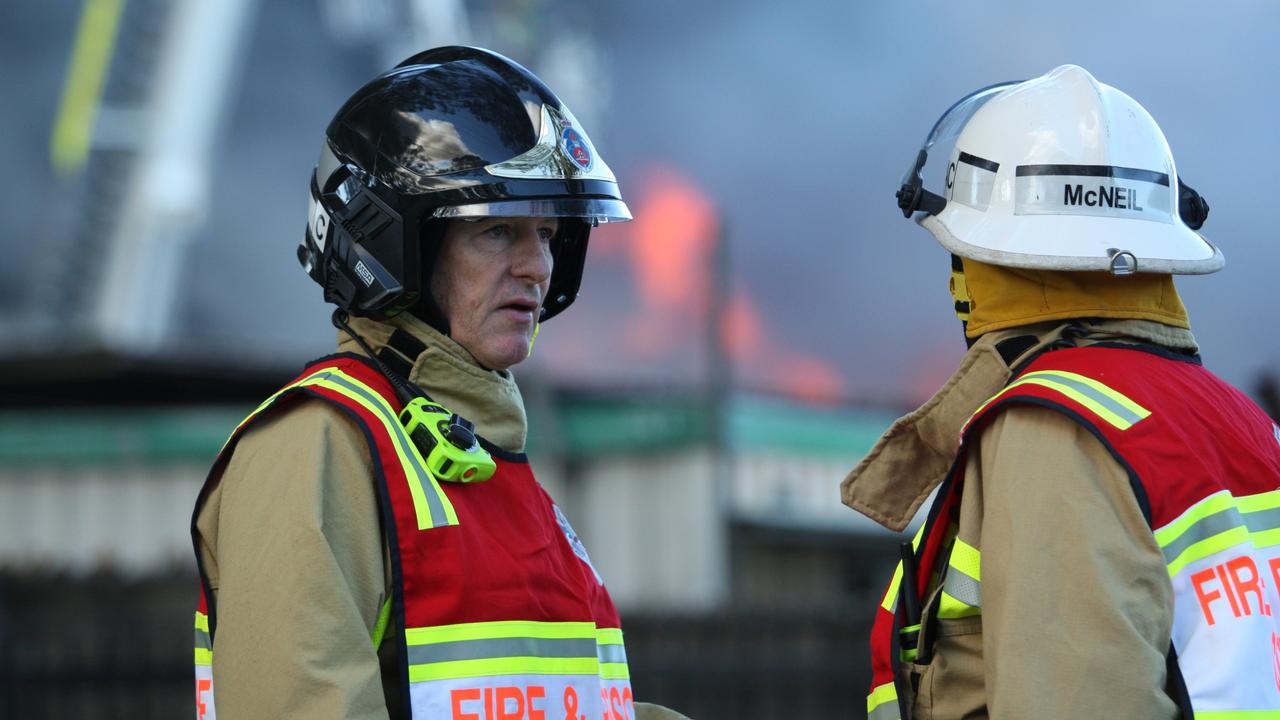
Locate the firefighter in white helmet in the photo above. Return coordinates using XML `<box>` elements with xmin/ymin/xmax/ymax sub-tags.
<box><xmin>845</xmin><ymin>65</ymin><xmax>1280</xmax><ymax>719</ymax></box>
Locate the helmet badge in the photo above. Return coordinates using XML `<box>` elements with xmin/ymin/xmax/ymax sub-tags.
<box><xmin>560</xmin><ymin>126</ymin><xmax>593</xmax><ymax>171</ymax></box>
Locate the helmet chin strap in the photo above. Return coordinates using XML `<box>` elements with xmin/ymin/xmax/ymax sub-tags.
<box><xmin>527</xmin><ymin>323</ymin><xmax>541</xmax><ymax>357</ymax></box>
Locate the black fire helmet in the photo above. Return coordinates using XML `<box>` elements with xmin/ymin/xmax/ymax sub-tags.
<box><xmin>297</xmin><ymin>46</ymin><xmax>631</xmax><ymax>329</ymax></box>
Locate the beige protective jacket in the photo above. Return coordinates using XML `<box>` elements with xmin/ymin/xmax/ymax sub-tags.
<box><xmin>194</xmin><ymin>312</ymin><xmax>686</xmax><ymax>720</ymax></box>
<box><xmin>843</xmin><ymin>319</ymin><xmax>1198</xmax><ymax>720</ymax></box>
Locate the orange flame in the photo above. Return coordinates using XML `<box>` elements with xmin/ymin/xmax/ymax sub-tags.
<box><xmin>628</xmin><ymin>166</ymin><xmax>719</xmax><ymax>313</ymax></box>
<box><xmin>567</xmin><ymin>162</ymin><xmax>851</xmax><ymax>404</ymax></box>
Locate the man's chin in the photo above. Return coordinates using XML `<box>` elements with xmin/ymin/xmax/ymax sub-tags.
<box><xmin>473</xmin><ymin>334</ymin><xmax>533</xmax><ymax>371</ymax></box>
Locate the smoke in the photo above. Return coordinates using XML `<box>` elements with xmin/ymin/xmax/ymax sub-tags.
<box><xmin>561</xmin><ymin>163</ymin><xmax>848</xmax><ymax>404</ymax></box>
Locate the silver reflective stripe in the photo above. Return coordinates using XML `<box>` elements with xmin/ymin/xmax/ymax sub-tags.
<box><xmin>1160</xmin><ymin>506</ymin><xmax>1246</xmax><ymax>565</ymax></box>
<box><xmin>1243</xmin><ymin>506</ymin><xmax>1280</xmax><ymax>534</ymax></box>
<box><xmin>867</xmin><ymin>699</ymin><xmax>902</xmax><ymax>720</ymax></box>
<box><xmin>1014</xmin><ymin>172</ymin><xmax>1172</xmax><ymax>222</ymax></box>
<box><xmin>943</xmin><ymin>566</ymin><xmax>982</xmax><ymax>609</ymax></box>
<box><xmin>597</xmin><ymin>643</ymin><xmax>627</xmax><ymax>665</ymax></box>
<box><xmin>194</xmin><ymin>627</ymin><xmax>211</xmax><ymax>651</ymax></box>
<box><xmin>323</xmin><ymin>372</ymin><xmax>451</xmax><ymax>528</ymax></box>
<box><xmin>1029</xmin><ymin>373</ymin><xmax>1146</xmax><ymax>427</ymax></box>
<box><xmin>405</xmin><ymin>636</ymin><xmax>597</xmax><ymax>666</ymax></box>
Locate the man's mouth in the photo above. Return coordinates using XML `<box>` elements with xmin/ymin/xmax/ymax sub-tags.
<box><xmin>499</xmin><ymin>298</ymin><xmax>539</xmax><ymax>317</ymax></box>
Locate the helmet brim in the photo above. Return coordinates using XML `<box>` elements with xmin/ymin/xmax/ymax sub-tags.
<box><xmin>922</xmin><ymin>207</ymin><xmax>1225</xmax><ymax>275</ymax></box>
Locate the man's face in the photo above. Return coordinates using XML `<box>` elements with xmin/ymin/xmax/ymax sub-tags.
<box><xmin>431</xmin><ymin>217</ymin><xmax>557</xmax><ymax>371</ymax></box>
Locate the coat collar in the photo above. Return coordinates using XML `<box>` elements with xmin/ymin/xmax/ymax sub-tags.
<box><xmin>336</xmin><ymin>313</ymin><xmax>529</xmax><ymax>452</ymax></box>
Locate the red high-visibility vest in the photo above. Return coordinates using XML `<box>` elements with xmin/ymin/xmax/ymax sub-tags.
<box><xmin>868</xmin><ymin>345</ymin><xmax>1280</xmax><ymax>719</ymax></box>
<box><xmin>192</xmin><ymin>354</ymin><xmax>632</xmax><ymax>720</ymax></box>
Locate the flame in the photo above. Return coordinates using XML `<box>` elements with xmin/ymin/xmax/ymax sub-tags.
<box><xmin>720</xmin><ymin>288</ymin><xmax>846</xmax><ymax>404</ymax></box>
<box><xmin>628</xmin><ymin>166</ymin><xmax>719</xmax><ymax>312</ymax></box>
<box><xmin>563</xmin><ymin>162</ymin><xmax>852</xmax><ymax>404</ymax></box>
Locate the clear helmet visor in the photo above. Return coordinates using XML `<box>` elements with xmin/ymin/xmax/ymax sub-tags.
<box><xmin>901</xmin><ymin>81</ymin><xmax>1023</xmax><ymax>192</ymax></box>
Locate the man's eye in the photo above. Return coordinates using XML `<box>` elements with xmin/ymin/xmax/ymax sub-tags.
<box><xmin>482</xmin><ymin>224</ymin><xmax>511</xmax><ymax>239</ymax></box>
<box><xmin>537</xmin><ymin>227</ymin><xmax>557</xmax><ymax>242</ymax></box>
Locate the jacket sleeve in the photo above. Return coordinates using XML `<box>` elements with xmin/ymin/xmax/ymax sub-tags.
<box><xmin>971</xmin><ymin>406</ymin><xmax>1178</xmax><ymax>720</ymax></box>
<box><xmin>203</xmin><ymin>400</ymin><xmax>391</xmax><ymax>720</ymax></box>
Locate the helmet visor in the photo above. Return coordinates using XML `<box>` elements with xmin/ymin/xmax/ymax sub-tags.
<box><xmin>432</xmin><ymin>198</ymin><xmax>632</xmax><ymax>224</ymax></box>
<box><xmin>902</xmin><ymin>81</ymin><xmax>1023</xmax><ymax>191</ymax></box>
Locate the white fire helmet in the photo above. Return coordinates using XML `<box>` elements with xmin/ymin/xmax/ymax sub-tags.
<box><xmin>896</xmin><ymin>65</ymin><xmax>1222</xmax><ymax>275</ymax></box>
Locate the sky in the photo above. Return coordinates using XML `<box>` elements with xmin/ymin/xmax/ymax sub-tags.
<box><xmin>3</xmin><ymin>0</ymin><xmax>1278</xmax><ymax>410</ymax></box>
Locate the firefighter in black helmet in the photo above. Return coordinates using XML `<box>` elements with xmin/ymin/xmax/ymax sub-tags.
<box><xmin>192</xmin><ymin>47</ymin><xmax>689</xmax><ymax>720</ymax></box>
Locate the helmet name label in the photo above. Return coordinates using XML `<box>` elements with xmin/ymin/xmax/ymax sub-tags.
<box><xmin>1064</xmin><ymin>183</ymin><xmax>1143</xmax><ymax>211</ymax></box>
<box><xmin>1013</xmin><ymin>168</ymin><xmax>1173</xmax><ymax>222</ymax></box>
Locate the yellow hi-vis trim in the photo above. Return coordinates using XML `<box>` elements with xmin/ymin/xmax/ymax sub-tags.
<box><xmin>222</xmin><ymin>365</ymin><xmax>458</xmax><ymax>530</ymax></box>
<box><xmin>407</xmin><ymin>620</ymin><xmax>599</xmax><ymax>645</ymax></box>
<box><xmin>1240</xmin><ymin>490</ymin><xmax>1280</xmax><ymax>549</ymax></box>
<box><xmin>969</xmin><ymin>369</ymin><xmax>1151</xmax><ymax>432</ymax></box>
<box><xmin>405</xmin><ymin>620</ymin><xmax>605</xmax><ymax>683</ymax></box>
<box><xmin>371</xmin><ymin>598</ymin><xmax>392</xmax><ymax>649</ymax></box>
<box><xmin>194</xmin><ymin>611</ymin><xmax>213</xmax><ymax>666</ymax></box>
<box><xmin>880</xmin><ymin>524</ymin><xmax>927</xmax><ymax>612</ymax></box>
<box><xmin>1195</xmin><ymin>712</ymin><xmax>1280</xmax><ymax>719</ymax></box>
<box><xmin>408</xmin><ymin>657</ymin><xmax>600</xmax><ymax>683</ymax></box>
<box><xmin>1154</xmin><ymin>490</ymin><xmax>1280</xmax><ymax>577</ymax></box>
<box><xmin>595</xmin><ymin>627</ymin><xmax>630</xmax><ymax>680</ymax></box>
<box><xmin>948</xmin><ymin>538</ymin><xmax>981</xmax><ymax>580</ymax></box>
<box><xmin>866</xmin><ymin>680</ymin><xmax>900</xmax><ymax>719</ymax></box>
<box><xmin>310</xmin><ymin>370</ymin><xmax>458</xmax><ymax>528</ymax></box>
<box><xmin>938</xmin><ymin>538</ymin><xmax>982</xmax><ymax>620</ymax></box>
<box><xmin>51</xmin><ymin>0</ymin><xmax>126</xmax><ymax>175</ymax></box>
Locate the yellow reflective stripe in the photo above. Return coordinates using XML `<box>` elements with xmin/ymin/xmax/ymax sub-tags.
<box><xmin>194</xmin><ymin>648</ymin><xmax>212</xmax><ymax>667</ymax></box>
<box><xmin>880</xmin><ymin>524</ymin><xmax>926</xmax><ymax>612</ymax></box>
<box><xmin>314</xmin><ymin>369</ymin><xmax>459</xmax><ymax>529</ymax></box>
<box><xmin>1155</xmin><ymin>491</ymin><xmax>1236</xmax><ymax>548</ymax></box>
<box><xmin>596</xmin><ymin>627</ymin><xmax>624</xmax><ymax>646</ymax></box>
<box><xmin>408</xmin><ymin>656</ymin><xmax>599</xmax><ymax>683</ymax></box>
<box><xmin>1022</xmin><ymin>370</ymin><xmax>1150</xmax><ymax>420</ymax></box>
<box><xmin>221</xmin><ymin>366</ymin><xmax>459</xmax><ymax>530</ymax></box>
<box><xmin>371</xmin><ymin>598</ymin><xmax>392</xmax><ymax>649</ymax></box>
<box><xmin>1158</xmin><ymin>490</ymin><xmax>1280</xmax><ymax>573</ymax></box>
<box><xmin>1239</xmin><ymin>489</ymin><xmax>1280</xmax><ymax>514</ymax></box>
<box><xmin>195</xmin><ymin>611</ymin><xmax>209</xmax><ymax>633</ymax></box>
<box><xmin>866</xmin><ymin>680</ymin><xmax>898</xmax><ymax>715</ymax></box>
<box><xmin>219</xmin><ymin>367</ymin><xmax>336</xmax><ymax>453</ymax></box>
<box><xmin>1167</xmin><ymin>525</ymin><xmax>1251</xmax><ymax>578</ymax></box>
<box><xmin>880</xmin><ymin>561</ymin><xmax>905</xmax><ymax>613</ymax></box>
<box><xmin>1007</xmin><ymin>372</ymin><xmax>1146</xmax><ymax>430</ymax></box>
<box><xmin>948</xmin><ymin>538</ymin><xmax>981</xmax><ymax>581</ymax></box>
<box><xmin>938</xmin><ymin>537</ymin><xmax>982</xmax><ymax>619</ymax></box>
<box><xmin>599</xmin><ymin>663</ymin><xmax>630</xmax><ymax>681</ymax></box>
<box><xmin>937</xmin><ymin>590</ymin><xmax>981</xmax><ymax>619</ymax></box>
<box><xmin>1196</xmin><ymin>713</ymin><xmax>1280</xmax><ymax>719</ymax></box>
<box><xmin>968</xmin><ymin>369</ymin><xmax>1151</xmax><ymax>432</ymax></box>
<box><xmin>1251</xmin><ymin>527</ymin><xmax>1280</xmax><ymax>550</ymax></box>
<box><xmin>406</xmin><ymin>620</ymin><xmax>597</xmax><ymax>646</ymax></box>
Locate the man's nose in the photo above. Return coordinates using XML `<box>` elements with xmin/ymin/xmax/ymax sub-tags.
<box><xmin>512</xmin><ymin>227</ymin><xmax>553</xmax><ymax>284</ymax></box>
